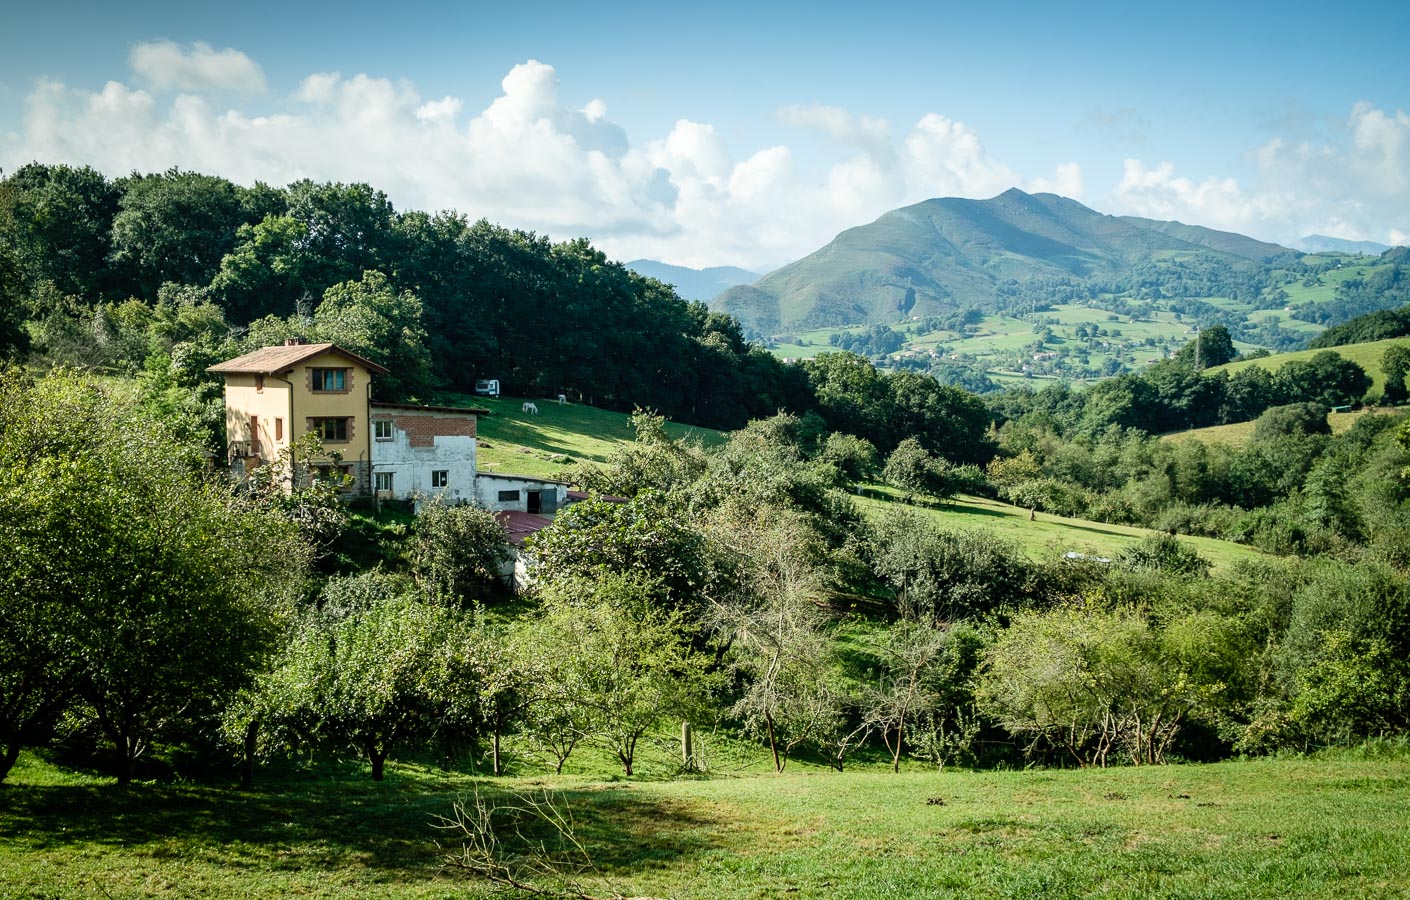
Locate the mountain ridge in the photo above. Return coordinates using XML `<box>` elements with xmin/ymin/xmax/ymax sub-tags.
<box><xmin>1294</xmin><ymin>234</ymin><xmax>1394</xmax><ymax>255</ymax></box>
<box><xmin>711</xmin><ymin>188</ymin><xmax>1296</xmax><ymax>334</ymax></box>
<box><xmin>625</xmin><ymin>259</ymin><xmax>760</xmax><ymax>302</ymax></box>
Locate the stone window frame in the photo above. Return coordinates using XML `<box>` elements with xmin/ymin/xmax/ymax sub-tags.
<box><xmin>307</xmin><ymin>416</ymin><xmax>352</xmax><ymax>444</ymax></box>
<box><xmin>308</xmin><ymin>366</ymin><xmax>354</xmax><ymax>394</ymax></box>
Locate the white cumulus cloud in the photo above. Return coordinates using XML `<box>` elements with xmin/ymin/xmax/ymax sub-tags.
<box><xmin>18</xmin><ymin>51</ymin><xmax>1402</xmax><ymax>268</ymax></box>
<box><xmin>129</xmin><ymin>40</ymin><xmax>266</xmax><ymax>94</ymax></box>
<box><xmin>8</xmin><ymin>54</ymin><xmax>1064</xmax><ymax>268</ymax></box>
<box><xmin>1110</xmin><ymin>102</ymin><xmax>1410</xmax><ymax>246</ymax></box>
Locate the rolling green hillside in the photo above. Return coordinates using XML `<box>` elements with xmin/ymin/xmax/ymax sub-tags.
<box><xmin>453</xmin><ymin>391</ymin><xmax>1265</xmax><ymax>572</ymax></box>
<box><xmin>714</xmin><ymin>188</ymin><xmax>1291</xmax><ymax>334</ymax></box>
<box><xmin>858</xmin><ymin>487</ymin><xmax>1265</xmax><ymax>572</ymax></box>
<box><xmin>1162</xmin><ymin>409</ymin><xmax>1394</xmax><ymax>447</ymax></box>
<box><xmin>1116</xmin><ymin>215</ymin><xmax>1288</xmax><ymax>259</ymax></box>
<box><xmin>1209</xmin><ymin>336</ymin><xmax>1410</xmax><ymax>395</ymax></box>
<box><xmin>726</xmin><ymin>190</ymin><xmax>1408</xmax><ymax>386</ymax></box>
<box><xmin>431</xmin><ymin>392</ymin><xmax>727</xmax><ymax>480</ymax></box>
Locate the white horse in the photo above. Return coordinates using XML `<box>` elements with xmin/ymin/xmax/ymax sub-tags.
<box><xmin>557</xmin><ymin>393</ymin><xmax>567</xmax><ymax>405</ymax></box>
<box><xmin>522</xmin><ymin>401</ymin><xmax>539</xmax><ymax>415</ymax></box>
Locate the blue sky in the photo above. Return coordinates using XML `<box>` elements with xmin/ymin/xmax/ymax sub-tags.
<box><xmin>2</xmin><ymin>0</ymin><xmax>1408</xmax><ymax>268</ymax></box>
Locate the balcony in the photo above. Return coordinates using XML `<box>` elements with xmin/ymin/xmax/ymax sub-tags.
<box><xmin>228</xmin><ymin>440</ymin><xmax>263</xmax><ymax>459</ymax></box>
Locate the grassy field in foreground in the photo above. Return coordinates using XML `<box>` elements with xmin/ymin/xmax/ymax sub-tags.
<box><xmin>4</xmin><ymin>750</ymin><xmax>1409</xmax><ymax>899</ymax></box>
<box><xmin>857</xmin><ymin>487</ymin><xmax>1267</xmax><ymax>572</ymax></box>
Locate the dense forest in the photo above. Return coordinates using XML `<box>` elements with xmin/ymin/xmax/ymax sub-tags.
<box><xmin>0</xmin><ymin>162</ymin><xmax>812</xmax><ymax>429</ymax></box>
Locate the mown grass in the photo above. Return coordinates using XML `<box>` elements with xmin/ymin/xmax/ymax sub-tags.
<box><xmin>1209</xmin><ymin>336</ymin><xmax>1410</xmax><ymax>395</ymax></box>
<box><xmin>430</xmin><ymin>393</ymin><xmax>1267</xmax><ymax>573</ymax></box>
<box><xmin>856</xmin><ymin>487</ymin><xmax>1267</xmax><ymax>572</ymax></box>
<box><xmin>5</xmin><ymin>749</ymin><xmax>1410</xmax><ymax>899</ymax></box>
<box><xmin>429</xmin><ymin>392</ymin><xmax>727</xmax><ymax>480</ymax></box>
<box><xmin>1162</xmin><ymin>409</ymin><xmax>1400</xmax><ymax>448</ymax></box>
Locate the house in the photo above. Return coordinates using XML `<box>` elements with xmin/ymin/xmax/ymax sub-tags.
<box><xmin>211</xmin><ymin>340</ymin><xmax>575</xmax><ymax>512</ymax></box>
<box><xmin>206</xmin><ymin>339</ymin><xmax>388</xmax><ymax>494</ymax></box>
<box><xmin>369</xmin><ymin>402</ymin><xmax>487</xmax><ymax>505</ymax></box>
<box><xmin>211</xmin><ymin>341</ymin><xmax>588</xmax><ymax>588</ymax></box>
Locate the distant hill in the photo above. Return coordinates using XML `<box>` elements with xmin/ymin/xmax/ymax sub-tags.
<box><xmin>1310</xmin><ymin>303</ymin><xmax>1410</xmax><ymax>349</ymax></box>
<box><xmin>712</xmin><ymin>188</ymin><xmax>1295</xmax><ymax>334</ymax></box>
<box><xmin>1164</xmin><ymin>409</ymin><xmax>1390</xmax><ymax>448</ymax></box>
<box><xmin>1295</xmin><ymin>234</ymin><xmax>1393</xmax><ymax>255</ymax></box>
<box><xmin>625</xmin><ymin>260</ymin><xmax>760</xmax><ymax>302</ymax></box>
<box><xmin>1209</xmin><ymin>336</ymin><xmax>1410</xmax><ymax>396</ymax></box>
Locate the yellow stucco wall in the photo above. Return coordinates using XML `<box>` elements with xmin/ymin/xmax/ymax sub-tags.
<box><xmin>221</xmin><ymin>348</ymin><xmax>377</xmax><ymax>491</ymax></box>
<box><xmin>224</xmin><ymin>375</ymin><xmax>294</xmax><ymax>464</ymax></box>
<box><xmin>288</xmin><ymin>353</ymin><xmax>374</xmax><ymax>470</ymax></box>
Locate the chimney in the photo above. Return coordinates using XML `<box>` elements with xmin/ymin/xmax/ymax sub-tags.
<box><xmin>285</xmin><ymin>337</ymin><xmax>306</xmax><ymax>346</ymax></box>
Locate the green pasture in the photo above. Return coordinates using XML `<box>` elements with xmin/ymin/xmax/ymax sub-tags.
<box><xmin>1210</xmin><ymin>336</ymin><xmax>1410</xmax><ymax>395</ymax></box>
<box><xmin>1162</xmin><ymin>409</ymin><xmax>1396</xmax><ymax>447</ymax></box>
<box><xmin>4</xmin><ymin>748</ymin><xmax>1409</xmax><ymax>899</ymax></box>
<box><xmin>1276</xmin><ymin>262</ymin><xmax>1383</xmax><ymax>306</ymax></box>
<box><xmin>857</xmin><ymin>487</ymin><xmax>1266</xmax><ymax>572</ymax></box>
<box><xmin>431</xmin><ymin>392</ymin><xmax>726</xmax><ymax>480</ymax></box>
<box><xmin>769</xmin><ymin>324</ymin><xmax>868</xmax><ymax>359</ymax></box>
<box><xmin>986</xmin><ymin>370</ymin><xmax>1086</xmax><ymax>388</ymax></box>
<box><xmin>1243</xmin><ymin>308</ymin><xmax>1325</xmax><ymax>334</ymax></box>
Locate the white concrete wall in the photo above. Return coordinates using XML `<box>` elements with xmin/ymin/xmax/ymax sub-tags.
<box><xmin>370</xmin><ymin>429</ymin><xmax>477</xmax><ymax>505</ymax></box>
<box><xmin>496</xmin><ymin>551</ymin><xmax>535</xmax><ymax>592</ymax></box>
<box><xmin>475</xmin><ymin>474</ymin><xmax>568</xmax><ymax>512</ymax></box>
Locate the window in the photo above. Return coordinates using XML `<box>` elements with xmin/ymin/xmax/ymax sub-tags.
<box><xmin>309</xmin><ymin>417</ymin><xmax>349</xmax><ymax>442</ymax></box>
<box><xmin>315</xmin><ymin>465</ymin><xmax>353</xmax><ymax>487</ymax></box>
<box><xmin>374</xmin><ymin>419</ymin><xmax>393</xmax><ymax>440</ymax></box>
<box><xmin>274</xmin><ymin>417</ymin><xmax>283</xmax><ymax>441</ymax></box>
<box><xmin>311</xmin><ymin>368</ymin><xmax>349</xmax><ymax>392</ymax></box>
<box><xmin>497</xmin><ymin>489</ymin><xmax>520</xmax><ymax>502</ymax></box>
<box><xmin>255</xmin><ymin>375</ymin><xmax>265</xmax><ymax>392</ymax></box>
<box><xmin>431</xmin><ymin>470</ymin><xmax>449</xmax><ymax>488</ymax></box>
<box><xmin>374</xmin><ymin>472</ymin><xmax>393</xmax><ymax>492</ymax></box>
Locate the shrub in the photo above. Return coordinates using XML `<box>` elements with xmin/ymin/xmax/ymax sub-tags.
<box><xmin>1117</xmin><ymin>534</ymin><xmax>1212</xmax><ymax>578</ymax></box>
<box><xmin>1252</xmin><ymin>402</ymin><xmax>1331</xmax><ymax>442</ymax></box>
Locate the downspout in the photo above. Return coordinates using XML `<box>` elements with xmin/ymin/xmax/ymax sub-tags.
<box><xmin>270</xmin><ymin>370</ymin><xmax>296</xmax><ymax>487</ymax></box>
<box><xmin>364</xmin><ymin>376</ymin><xmax>373</xmax><ymax>495</ymax></box>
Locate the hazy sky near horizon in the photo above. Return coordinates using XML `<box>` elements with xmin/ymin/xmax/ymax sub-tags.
<box><xmin>2</xmin><ymin>0</ymin><xmax>1408</xmax><ymax>269</ymax></box>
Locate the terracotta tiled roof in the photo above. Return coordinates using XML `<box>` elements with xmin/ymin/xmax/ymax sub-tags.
<box><xmin>206</xmin><ymin>342</ymin><xmax>390</xmax><ymax>375</ymax></box>
<box><xmin>495</xmin><ymin>510</ymin><xmax>554</xmax><ymax>546</ymax></box>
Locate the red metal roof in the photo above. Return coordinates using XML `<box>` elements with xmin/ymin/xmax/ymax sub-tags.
<box><xmin>495</xmin><ymin>510</ymin><xmax>554</xmax><ymax>545</ymax></box>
